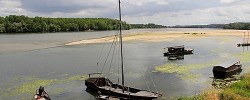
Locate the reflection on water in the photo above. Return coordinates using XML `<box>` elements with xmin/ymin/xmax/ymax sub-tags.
<box><xmin>167</xmin><ymin>54</ymin><xmax>184</xmax><ymax>60</ymax></box>
<box><xmin>0</xmin><ymin>29</ymin><xmax>250</xmax><ymax>100</ymax></box>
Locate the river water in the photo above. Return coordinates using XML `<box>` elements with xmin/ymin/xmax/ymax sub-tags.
<box><xmin>0</xmin><ymin>28</ymin><xmax>249</xmax><ymax>100</ymax></box>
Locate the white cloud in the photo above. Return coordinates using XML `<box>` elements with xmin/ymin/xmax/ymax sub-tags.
<box><xmin>124</xmin><ymin>2</ymin><xmax>250</xmax><ymax>25</ymax></box>
<box><xmin>0</xmin><ymin>0</ymin><xmax>250</xmax><ymax>26</ymax></box>
<box><xmin>126</xmin><ymin>0</ymin><xmax>168</xmax><ymax>6</ymax></box>
<box><xmin>220</xmin><ymin>0</ymin><xmax>242</xmax><ymax>4</ymax></box>
<box><xmin>0</xmin><ymin>0</ymin><xmax>27</xmax><ymax>16</ymax></box>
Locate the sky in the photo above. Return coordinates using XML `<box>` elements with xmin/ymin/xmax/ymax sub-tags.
<box><xmin>0</xmin><ymin>0</ymin><xmax>250</xmax><ymax>26</ymax></box>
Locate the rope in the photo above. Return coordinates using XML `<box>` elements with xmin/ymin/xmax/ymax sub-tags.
<box><xmin>149</xmin><ymin>72</ymin><xmax>159</xmax><ymax>93</ymax></box>
<box><xmin>100</xmin><ymin>35</ymin><xmax>118</xmax><ymax>74</ymax></box>
<box><xmin>108</xmin><ymin>35</ymin><xmax>118</xmax><ymax>78</ymax></box>
<box><xmin>142</xmin><ymin>71</ymin><xmax>151</xmax><ymax>91</ymax></box>
<box><xmin>96</xmin><ymin>38</ymin><xmax>108</xmax><ymax>73</ymax></box>
<box><xmin>141</xmin><ymin>67</ymin><xmax>159</xmax><ymax>93</ymax></box>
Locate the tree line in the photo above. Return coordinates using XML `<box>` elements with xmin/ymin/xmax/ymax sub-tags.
<box><xmin>169</xmin><ymin>22</ymin><xmax>250</xmax><ymax>30</ymax></box>
<box><xmin>0</xmin><ymin>15</ymin><xmax>131</xmax><ymax>33</ymax></box>
<box><xmin>130</xmin><ymin>23</ymin><xmax>167</xmax><ymax>29</ymax></box>
<box><xmin>223</xmin><ymin>22</ymin><xmax>250</xmax><ymax>30</ymax></box>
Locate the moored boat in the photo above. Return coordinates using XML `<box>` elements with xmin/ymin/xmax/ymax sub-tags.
<box><xmin>163</xmin><ymin>45</ymin><xmax>193</xmax><ymax>57</ymax></box>
<box><xmin>85</xmin><ymin>0</ymin><xmax>162</xmax><ymax>99</ymax></box>
<box><xmin>213</xmin><ymin>59</ymin><xmax>242</xmax><ymax>79</ymax></box>
<box><xmin>85</xmin><ymin>76</ymin><xmax>161</xmax><ymax>100</ymax></box>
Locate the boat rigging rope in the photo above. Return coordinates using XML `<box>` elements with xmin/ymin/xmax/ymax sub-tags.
<box><xmin>149</xmin><ymin>73</ymin><xmax>159</xmax><ymax>93</ymax></box>
<box><xmin>96</xmin><ymin>38</ymin><xmax>108</xmax><ymax>73</ymax></box>
<box><xmin>107</xmin><ymin>35</ymin><xmax>118</xmax><ymax>78</ymax></box>
<box><xmin>141</xmin><ymin>68</ymin><xmax>159</xmax><ymax>93</ymax></box>
<box><xmin>142</xmin><ymin>71</ymin><xmax>151</xmax><ymax>91</ymax></box>
<box><xmin>100</xmin><ymin>35</ymin><xmax>118</xmax><ymax>74</ymax></box>
<box><xmin>96</xmin><ymin>0</ymin><xmax>118</xmax><ymax>73</ymax></box>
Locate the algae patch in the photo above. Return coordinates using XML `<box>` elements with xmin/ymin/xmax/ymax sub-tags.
<box><xmin>232</xmin><ymin>52</ymin><xmax>250</xmax><ymax>63</ymax></box>
<box><xmin>154</xmin><ymin>61</ymin><xmax>219</xmax><ymax>82</ymax></box>
<box><xmin>3</xmin><ymin>79</ymin><xmax>56</xmax><ymax>99</ymax></box>
<box><xmin>67</xmin><ymin>75</ymin><xmax>88</xmax><ymax>81</ymax></box>
<box><xmin>1</xmin><ymin>74</ymin><xmax>88</xmax><ymax>100</ymax></box>
<box><xmin>217</xmin><ymin>37</ymin><xmax>234</xmax><ymax>44</ymax></box>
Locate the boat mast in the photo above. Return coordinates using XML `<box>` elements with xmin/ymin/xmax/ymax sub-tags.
<box><xmin>248</xmin><ymin>31</ymin><xmax>249</xmax><ymax>44</ymax></box>
<box><xmin>243</xmin><ymin>32</ymin><xmax>245</xmax><ymax>44</ymax></box>
<box><xmin>118</xmin><ymin>0</ymin><xmax>125</xmax><ymax>92</ymax></box>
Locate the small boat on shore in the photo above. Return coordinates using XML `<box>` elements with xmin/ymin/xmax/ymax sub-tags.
<box><xmin>213</xmin><ymin>59</ymin><xmax>242</xmax><ymax>79</ymax></box>
<box><xmin>163</xmin><ymin>45</ymin><xmax>193</xmax><ymax>56</ymax></box>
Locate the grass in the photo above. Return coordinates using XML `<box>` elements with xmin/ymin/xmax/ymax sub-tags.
<box><xmin>220</xmin><ymin>74</ymin><xmax>250</xmax><ymax>100</ymax></box>
<box><xmin>175</xmin><ymin>73</ymin><xmax>250</xmax><ymax>100</ymax></box>
<box><xmin>177</xmin><ymin>89</ymin><xmax>219</xmax><ymax>100</ymax></box>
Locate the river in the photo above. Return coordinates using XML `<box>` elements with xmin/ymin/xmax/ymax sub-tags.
<box><xmin>0</xmin><ymin>28</ymin><xmax>249</xmax><ymax>100</ymax></box>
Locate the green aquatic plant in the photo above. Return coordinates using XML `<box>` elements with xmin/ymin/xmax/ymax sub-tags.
<box><xmin>232</xmin><ymin>52</ymin><xmax>250</xmax><ymax>63</ymax></box>
<box><xmin>67</xmin><ymin>75</ymin><xmax>88</xmax><ymax>81</ymax></box>
<box><xmin>4</xmin><ymin>79</ymin><xmax>56</xmax><ymax>98</ymax></box>
<box><xmin>155</xmin><ymin>61</ymin><xmax>220</xmax><ymax>82</ymax></box>
<box><xmin>2</xmin><ymin>74</ymin><xmax>89</xmax><ymax>100</ymax></box>
<box><xmin>217</xmin><ymin>37</ymin><xmax>234</xmax><ymax>44</ymax></box>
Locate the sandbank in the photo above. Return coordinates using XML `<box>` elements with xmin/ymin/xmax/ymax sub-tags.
<box><xmin>65</xmin><ymin>29</ymin><xmax>246</xmax><ymax>46</ymax></box>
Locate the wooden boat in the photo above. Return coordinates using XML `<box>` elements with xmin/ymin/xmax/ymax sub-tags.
<box><xmin>163</xmin><ymin>45</ymin><xmax>193</xmax><ymax>56</ymax></box>
<box><xmin>213</xmin><ymin>59</ymin><xmax>242</xmax><ymax>79</ymax></box>
<box><xmin>237</xmin><ymin>43</ymin><xmax>250</xmax><ymax>47</ymax></box>
<box><xmin>237</xmin><ymin>32</ymin><xmax>250</xmax><ymax>47</ymax></box>
<box><xmin>85</xmin><ymin>0</ymin><xmax>162</xmax><ymax>99</ymax></box>
<box><xmin>85</xmin><ymin>76</ymin><xmax>161</xmax><ymax>99</ymax></box>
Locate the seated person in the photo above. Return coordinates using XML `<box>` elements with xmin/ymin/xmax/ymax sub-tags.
<box><xmin>34</xmin><ymin>86</ymin><xmax>51</xmax><ymax>100</ymax></box>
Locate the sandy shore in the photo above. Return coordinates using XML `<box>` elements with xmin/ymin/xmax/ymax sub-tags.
<box><xmin>65</xmin><ymin>29</ymin><xmax>247</xmax><ymax>46</ymax></box>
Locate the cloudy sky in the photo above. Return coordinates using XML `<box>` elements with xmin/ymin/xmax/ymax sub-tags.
<box><xmin>0</xmin><ymin>0</ymin><xmax>250</xmax><ymax>26</ymax></box>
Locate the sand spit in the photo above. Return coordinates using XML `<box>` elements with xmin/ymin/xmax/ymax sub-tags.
<box><xmin>65</xmin><ymin>29</ymin><xmax>246</xmax><ymax>46</ymax></box>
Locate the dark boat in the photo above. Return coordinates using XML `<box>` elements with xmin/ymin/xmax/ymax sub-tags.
<box><xmin>184</xmin><ymin>48</ymin><xmax>194</xmax><ymax>54</ymax></box>
<box><xmin>237</xmin><ymin>32</ymin><xmax>250</xmax><ymax>47</ymax></box>
<box><xmin>213</xmin><ymin>59</ymin><xmax>242</xmax><ymax>79</ymax></box>
<box><xmin>85</xmin><ymin>0</ymin><xmax>162</xmax><ymax>99</ymax></box>
<box><xmin>163</xmin><ymin>45</ymin><xmax>193</xmax><ymax>56</ymax></box>
<box><xmin>237</xmin><ymin>43</ymin><xmax>250</xmax><ymax>47</ymax></box>
<box><xmin>85</xmin><ymin>76</ymin><xmax>161</xmax><ymax>100</ymax></box>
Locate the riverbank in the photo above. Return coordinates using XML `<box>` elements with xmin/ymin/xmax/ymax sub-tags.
<box><xmin>176</xmin><ymin>73</ymin><xmax>250</xmax><ymax>100</ymax></box>
<box><xmin>65</xmin><ymin>29</ymin><xmax>246</xmax><ymax>46</ymax></box>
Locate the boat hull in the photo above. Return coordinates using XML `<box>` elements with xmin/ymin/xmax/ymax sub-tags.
<box><xmin>213</xmin><ymin>66</ymin><xmax>242</xmax><ymax>79</ymax></box>
<box><xmin>237</xmin><ymin>43</ymin><xmax>250</xmax><ymax>47</ymax></box>
<box><xmin>163</xmin><ymin>50</ymin><xmax>193</xmax><ymax>56</ymax></box>
<box><xmin>85</xmin><ymin>78</ymin><xmax>160</xmax><ymax>100</ymax></box>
